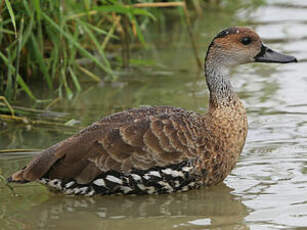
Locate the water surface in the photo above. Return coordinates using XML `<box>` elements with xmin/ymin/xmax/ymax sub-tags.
<box><xmin>1</xmin><ymin>1</ymin><xmax>307</xmax><ymax>229</ymax></box>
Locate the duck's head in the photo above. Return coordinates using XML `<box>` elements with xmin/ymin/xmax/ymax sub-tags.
<box><xmin>205</xmin><ymin>27</ymin><xmax>297</xmax><ymax>69</ymax></box>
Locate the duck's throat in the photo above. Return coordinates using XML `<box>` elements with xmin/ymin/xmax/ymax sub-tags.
<box><xmin>205</xmin><ymin>63</ymin><xmax>236</xmax><ymax>108</ymax></box>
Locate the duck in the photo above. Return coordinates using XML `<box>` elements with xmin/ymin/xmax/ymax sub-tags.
<box><xmin>8</xmin><ymin>27</ymin><xmax>297</xmax><ymax>196</ymax></box>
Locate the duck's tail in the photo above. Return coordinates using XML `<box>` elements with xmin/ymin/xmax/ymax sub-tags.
<box><xmin>7</xmin><ymin>142</ymin><xmax>64</xmax><ymax>184</ymax></box>
<box><xmin>7</xmin><ymin>170</ymin><xmax>30</xmax><ymax>183</ymax></box>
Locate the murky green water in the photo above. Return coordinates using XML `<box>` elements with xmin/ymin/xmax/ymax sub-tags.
<box><xmin>1</xmin><ymin>0</ymin><xmax>307</xmax><ymax>229</ymax></box>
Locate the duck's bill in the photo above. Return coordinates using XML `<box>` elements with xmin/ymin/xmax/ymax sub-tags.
<box><xmin>255</xmin><ymin>44</ymin><xmax>297</xmax><ymax>63</ymax></box>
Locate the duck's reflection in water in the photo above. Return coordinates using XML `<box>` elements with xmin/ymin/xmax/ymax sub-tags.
<box><xmin>24</xmin><ymin>183</ymin><xmax>249</xmax><ymax>230</ymax></box>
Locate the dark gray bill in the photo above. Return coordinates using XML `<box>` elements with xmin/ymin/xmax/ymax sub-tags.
<box><xmin>255</xmin><ymin>44</ymin><xmax>297</xmax><ymax>63</ymax></box>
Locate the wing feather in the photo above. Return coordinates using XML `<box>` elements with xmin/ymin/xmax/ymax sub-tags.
<box><xmin>9</xmin><ymin>106</ymin><xmax>205</xmax><ymax>184</ymax></box>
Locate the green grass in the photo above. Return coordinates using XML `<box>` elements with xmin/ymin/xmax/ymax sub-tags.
<box><xmin>0</xmin><ymin>0</ymin><xmax>156</xmax><ymax>101</ymax></box>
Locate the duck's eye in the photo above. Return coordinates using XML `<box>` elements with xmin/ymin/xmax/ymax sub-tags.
<box><xmin>241</xmin><ymin>37</ymin><xmax>252</xmax><ymax>45</ymax></box>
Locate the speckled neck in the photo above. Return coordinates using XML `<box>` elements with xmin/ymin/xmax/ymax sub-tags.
<box><xmin>205</xmin><ymin>54</ymin><xmax>236</xmax><ymax>109</ymax></box>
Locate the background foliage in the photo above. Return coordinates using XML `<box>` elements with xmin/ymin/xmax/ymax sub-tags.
<box><xmin>0</xmin><ymin>0</ymin><xmax>265</xmax><ymax>102</ymax></box>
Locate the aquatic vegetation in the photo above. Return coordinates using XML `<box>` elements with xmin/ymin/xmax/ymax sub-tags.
<box><xmin>0</xmin><ymin>0</ymin><xmax>157</xmax><ymax>101</ymax></box>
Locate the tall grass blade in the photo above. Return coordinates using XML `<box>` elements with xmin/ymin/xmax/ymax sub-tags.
<box><xmin>4</xmin><ymin>0</ymin><xmax>17</xmax><ymax>37</ymax></box>
<box><xmin>102</xmin><ymin>16</ymin><xmax>120</xmax><ymax>49</ymax></box>
<box><xmin>14</xmin><ymin>16</ymin><xmax>25</xmax><ymax>99</ymax></box>
<box><xmin>82</xmin><ymin>21</ymin><xmax>118</xmax><ymax>39</ymax></box>
<box><xmin>0</xmin><ymin>51</ymin><xmax>36</xmax><ymax>100</ymax></box>
<box><xmin>41</xmin><ymin>12</ymin><xmax>115</xmax><ymax>79</ymax></box>
<box><xmin>61</xmin><ymin>69</ymin><xmax>73</xmax><ymax>100</ymax></box>
<box><xmin>94</xmin><ymin>5</ymin><xmax>155</xmax><ymax>19</ymax></box>
<box><xmin>79</xmin><ymin>20</ymin><xmax>111</xmax><ymax>69</ymax></box>
<box><xmin>68</xmin><ymin>67</ymin><xmax>81</xmax><ymax>92</ymax></box>
<box><xmin>129</xmin><ymin>14</ymin><xmax>145</xmax><ymax>45</ymax></box>
<box><xmin>16</xmin><ymin>75</ymin><xmax>36</xmax><ymax>100</ymax></box>
<box><xmin>30</xmin><ymin>34</ymin><xmax>52</xmax><ymax>89</ymax></box>
<box><xmin>33</xmin><ymin>0</ymin><xmax>41</xmax><ymax>21</ymax></box>
<box><xmin>4</xmin><ymin>50</ymin><xmax>13</xmax><ymax>99</ymax></box>
<box><xmin>20</xmin><ymin>0</ymin><xmax>34</xmax><ymax>48</ymax></box>
<box><xmin>78</xmin><ymin>66</ymin><xmax>100</xmax><ymax>82</ymax></box>
<box><xmin>0</xmin><ymin>28</ymin><xmax>15</xmax><ymax>35</ymax></box>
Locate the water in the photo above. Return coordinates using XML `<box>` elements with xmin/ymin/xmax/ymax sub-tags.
<box><xmin>1</xmin><ymin>0</ymin><xmax>307</xmax><ymax>229</ymax></box>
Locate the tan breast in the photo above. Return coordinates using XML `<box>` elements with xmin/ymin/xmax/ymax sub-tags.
<box><xmin>198</xmin><ymin>97</ymin><xmax>248</xmax><ymax>185</ymax></box>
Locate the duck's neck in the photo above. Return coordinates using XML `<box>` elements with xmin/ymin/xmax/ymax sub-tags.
<box><xmin>205</xmin><ymin>59</ymin><xmax>236</xmax><ymax>109</ymax></box>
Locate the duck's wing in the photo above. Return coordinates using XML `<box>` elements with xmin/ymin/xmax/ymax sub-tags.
<box><xmin>9</xmin><ymin>106</ymin><xmax>204</xmax><ymax>184</ymax></box>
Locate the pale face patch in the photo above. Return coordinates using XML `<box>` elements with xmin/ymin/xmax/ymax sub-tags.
<box><xmin>207</xmin><ymin>27</ymin><xmax>263</xmax><ymax>66</ymax></box>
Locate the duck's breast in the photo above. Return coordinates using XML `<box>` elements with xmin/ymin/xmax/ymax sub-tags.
<box><xmin>199</xmin><ymin>98</ymin><xmax>248</xmax><ymax>185</ymax></box>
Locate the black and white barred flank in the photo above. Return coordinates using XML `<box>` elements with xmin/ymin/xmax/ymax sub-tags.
<box><xmin>38</xmin><ymin>161</ymin><xmax>203</xmax><ymax>196</ymax></box>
